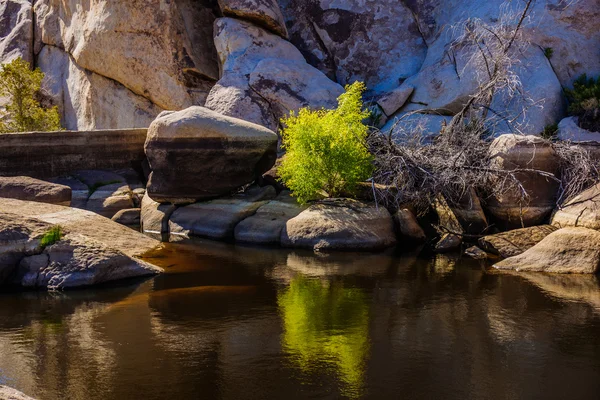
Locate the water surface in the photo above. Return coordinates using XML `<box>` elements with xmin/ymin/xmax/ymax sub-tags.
<box><xmin>1</xmin><ymin>241</ymin><xmax>600</xmax><ymax>399</ymax></box>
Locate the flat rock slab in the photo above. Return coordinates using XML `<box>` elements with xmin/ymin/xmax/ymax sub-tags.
<box><xmin>234</xmin><ymin>191</ymin><xmax>305</xmax><ymax>244</ymax></box>
<box><xmin>0</xmin><ymin>385</ymin><xmax>36</xmax><ymax>400</ymax></box>
<box><xmin>494</xmin><ymin>227</ymin><xmax>600</xmax><ymax>274</ymax></box>
<box><xmin>552</xmin><ymin>182</ymin><xmax>600</xmax><ymax>230</ymax></box>
<box><xmin>0</xmin><ymin>198</ymin><xmax>160</xmax><ymax>258</ymax></box>
<box><xmin>281</xmin><ymin>199</ymin><xmax>397</xmax><ymax>251</ymax></box>
<box><xmin>479</xmin><ymin>225</ymin><xmax>558</xmax><ymax>258</ymax></box>
<box><xmin>0</xmin><ymin>176</ymin><xmax>71</xmax><ymax>206</ymax></box>
<box><xmin>169</xmin><ymin>186</ymin><xmax>276</xmax><ymax>240</ymax></box>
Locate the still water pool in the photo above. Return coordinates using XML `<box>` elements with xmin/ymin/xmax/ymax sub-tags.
<box><xmin>1</xmin><ymin>240</ymin><xmax>600</xmax><ymax>400</ymax></box>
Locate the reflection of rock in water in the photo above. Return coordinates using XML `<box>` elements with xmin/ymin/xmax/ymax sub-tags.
<box><xmin>517</xmin><ymin>273</ymin><xmax>600</xmax><ymax>311</ymax></box>
<box><xmin>283</xmin><ymin>250</ymin><xmax>395</xmax><ymax>278</ymax></box>
<box><xmin>277</xmin><ymin>275</ymin><xmax>370</xmax><ymax>399</ymax></box>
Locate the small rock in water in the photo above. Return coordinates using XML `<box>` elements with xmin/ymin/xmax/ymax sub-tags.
<box><xmin>435</xmin><ymin>233</ymin><xmax>462</xmax><ymax>253</ymax></box>
<box><xmin>464</xmin><ymin>246</ymin><xmax>488</xmax><ymax>260</ymax></box>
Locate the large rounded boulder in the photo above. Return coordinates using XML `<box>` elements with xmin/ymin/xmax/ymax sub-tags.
<box><xmin>485</xmin><ymin>135</ymin><xmax>559</xmax><ymax>228</ymax></box>
<box><xmin>144</xmin><ymin>106</ymin><xmax>278</xmax><ymax>204</ymax></box>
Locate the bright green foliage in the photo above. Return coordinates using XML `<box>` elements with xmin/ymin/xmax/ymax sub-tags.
<box><xmin>277</xmin><ymin>276</ymin><xmax>370</xmax><ymax>399</ymax></box>
<box><xmin>0</xmin><ymin>57</ymin><xmax>62</xmax><ymax>133</ymax></box>
<box><xmin>40</xmin><ymin>225</ymin><xmax>63</xmax><ymax>248</ymax></box>
<box><xmin>279</xmin><ymin>81</ymin><xmax>373</xmax><ymax>204</ymax></box>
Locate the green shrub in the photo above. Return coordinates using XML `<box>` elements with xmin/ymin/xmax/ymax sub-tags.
<box><xmin>40</xmin><ymin>225</ymin><xmax>63</xmax><ymax>248</ymax></box>
<box><xmin>0</xmin><ymin>57</ymin><xmax>62</xmax><ymax>133</ymax></box>
<box><xmin>543</xmin><ymin>47</ymin><xmax>554</xmax><ymax>59</ymax></box>
<box><xmin>541</xmin><ymin>123</ymin><xmax>558</xmax><ymax>140</ymax></box>
<box><xmin>565</xmin><ymin>74</ymin><xmax>600</xmax><ymax>132</ymax></box>
<box><xmin>279</xmin><ymin>81</ymin><xmax>373</xmax><ymax>204</ymax></box>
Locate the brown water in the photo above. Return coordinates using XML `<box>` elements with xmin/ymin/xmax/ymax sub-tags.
<box><xmin>1</xmin><ymin>240</ymin><xmax>600</xmax><ymax>400</ymax></box>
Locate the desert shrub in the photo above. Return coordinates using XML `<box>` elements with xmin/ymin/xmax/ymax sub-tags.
<box><xmin>0</xmin><ymin>57</ymin><xmax>62</xmax><ymax>133</ymax></box>
<box><xmin>541</xmin><ymin>123</ymin><xmax>558</xmax><ymax>140</ymax></box>
<box><xmin>279</xmin><ymin>81</ymin><xmax>373</xmax><ymax>204</ymax></box>
<box><xmin>565</xmin><ymin>74</ymin><xmax>600</xmax><ymax>132</ymax></box>
<box><xmin>40</xmin><ymin>225</ymin><xmax>63</xmax><ymax>248</ymax></box>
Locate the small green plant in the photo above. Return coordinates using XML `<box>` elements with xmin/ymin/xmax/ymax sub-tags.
<box><xmin>543</xmin><ymin>47</ymin><xmax>554</xmax><ymax>59</ymax></box>
<box><xmin>40</xmin><ymin>225</ymin><xmax>63</xmax><ymax>248</ymax></box>
<box><xmin>0</xmin><ymin>57</ymin><xmax>62</xmax><ymax>133</ymax></box>
<box><xmin>541</xmin><ymin>123</ymin><xmax>558</xmax><ymax>139</ymax></box>
<box><xmin>279</xmin><ymin>81</ymin><xmax>373</xmax><ymax>204</ymax></box>
<box><xmin>564</xmin><ymin>74</ymin><xmax>600</xmax><ymax>132</ymax></box>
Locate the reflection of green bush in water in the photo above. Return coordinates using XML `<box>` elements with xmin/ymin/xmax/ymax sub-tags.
<box><xmin>277</xmin><ymin>276</ymin><xmax>370</xmax><ymax>398</ymax></box>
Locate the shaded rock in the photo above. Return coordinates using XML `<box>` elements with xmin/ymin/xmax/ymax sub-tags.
<box><xmin>393</xmin><ymin>208</ymin><xmax>426</xmax><ymax>243</ymax></box>
<box><xmin>86</xmin><ymin>182</ymin><xmax>134</xmax><ymax>219</ymax></box>
<box><xmin>279</xmin><ymin>0</ymin><xmax>427</xmax><ymax>96</ymax></box>
<box><xmin>234</xmin><ymin>191</ymin><xmax>305</xmax><ymax>244</ymax></box>
<box><xmin>434</xmin><ymin>233</ymin><xmax>462</xmax><ymax>253</ymax></box>
<box><xmin>217</xmin><ymin>0</ymin><xmax>288</xmax><ymax>38</ymax></box>
<box><xmin>557</xmin><ymin>116</ymin><xmax>600</xmax><ymax>142</ymax></box>
<box><xmin>169</xmin><ymin>186</ymin><xmax>276</xmax><ymax>240</ymax></box>
<box><xmin>140</xmin><ymin>193</ymin><xmax>177</xmax><ymax>241</ymax></box>
<box><xmin>494</xmin><ymin>227</ymin><xmax>600</xmax><ymax>274</ymax></box>
<box><xmin>111</xmin><ymin>208</ymin><xmax>141</xmax><ymax>228</ymax></box>
<box><xmin>433</xmin><ymin>195</ymin><xmax>463</xmax><ymax>234</ymax></box>
<box><xmin>0</xmin><ymin>0</ymin><xmax>33</xmax><ymax>64</ymax></box>
<box><xmin>0</xmin><ymin>176</ymin><xmax>71</xmax><ymax>206</ymax></box>
<box><xmin>0</xmin><ymin>198</ymin><xmax>160</xmax><ymax>258</ymax></box>
<box><xmin>552</xmin><ymin>182</ymin><xmax>600</xmax><ymax>230</ymax></box>
<box><xmin>377</xmin><ymin>85</ymin><xmax>414</xmax><ymax>117</ymax></box>
<box><xmin>72</xmin><ymin>169</ymin><xmax>126</xmax><ymax>188</ymax></box>
<box><xmin>281</xmin><ymin>199</ymin><xmax>396</xmax><ymax>251</ymax></box>
<box><xmin>0</xmin><ymin>385</ymin><xmax>36</xmax><ymax>400</ymax></box>
<box><xmin>451</xmin><ymin>189</ymin><xmax>489</xmax><ymax>235</ymax></box>
<box><xmin>145</xmin><ymin>106</ymin><xmax>278</xmax><ymax>204</ymax></box>
<box><xmin>486</xmin><ymin>134</ymin><xmax>559</xmax><ymax>228</ymax></box>
<box><xmin>48</xmin><ymin>176</ymin><xmax>88</xmax><ymax>208</ymax></box>
<box><xmin>465</xmin><ymin>246</ymin><xmax>488</xmax><ymax>260</ymax></box>
<box><xmin>479</xmin><ymin>225</ymin><xmax>558</xmax><ymax>258</ymax></box>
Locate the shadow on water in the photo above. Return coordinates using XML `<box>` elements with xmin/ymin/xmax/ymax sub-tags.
<box><xmin>1</xmin><ymin>239</ymin><xmax>600</xmax><ymax>399</ymax></box>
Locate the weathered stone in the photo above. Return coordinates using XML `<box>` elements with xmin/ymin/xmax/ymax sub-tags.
<box><xmin>217</xmin><ymin>0</ymin><xmax>288</xmax><ymax>38</ymax></box>
<box><xmin>557</xmin><ymin>116</ymin><xmax>600</xmax><ymax>142</ymax></box>
<box><xmin>433</xmin><ymin>195</ymin><xmax>463</xmax><ymax>234</ymax></box>
<box><xmin>0</xmin><ymin>129</ymin><xmax>148</xmax><ymax>179</ymax></box>
<box><xmin>0</xmin><ymin>385</ymin><xmax>36</xmax><ymax>400</ymax></box>
<box><xmin>434</xmin><ymin>233</ymin><xmax>462</xmax><ymax>253</ymax></box>
<box><xmin>48</xmin><ymin>176</ymin><xmax>89</xmax><ymax>209</ymax></box>
<box><xmin>140</xmin><ymin>193</ymin><xmax>177</xmax><ymax>241</ymax></box>
<box><xmin>377</xmin><ymin>85</ymin><xmax>415</xmax><ymax>117</ymax></box>
<box><xmin>0</xmin><ymin>0</ymin><xmax>32</xmax><ymax>65</ymax></box>
<box><xmin>34</xmin><ymin>0</ymin><xmax>219</xmax><ymax>111</ymax></box>
<box><xmin>486</xmin><ymin>134</ymin><xmax>559</xmax><ymax>228</ymax></box>
<box><xmin>479</xmin><ymin>225</ymin><xmax>558</xmax><ymax>258</ymax></box>
<box><xmin>0</xmin><ymin>198</ymin><xmax>160</xmax><ymax>258</ymax></box>
<box><xmin>451</xmin><ymin>189</ymin><xmax>489</xmax><ymax>235</ymax></box>
<box><xmin>0</xmin><ymin>176</ymin><xmax>71</xmax><ymax>206</ymax></box>
<box><xmin>393</xmin><ymin>208</ymin><xmax>426</xmax><ymax>243</ymax></box>
<box><xmin>280</xmin><ymin>0</ymin><xmax>427</xmax><ymax>96</ymax></box>
<box><xmin>169</xmin><ymin>185</ymin><xmax>276</xmax><ymax>240</ymax></box>
<box><xmin>234</xmin><ymin>191</ymin><xmax>305</xmax><ymax>244</ymax></box>
<box><xmin>248</xmin><ymin>58</ymin><xmax>344</xmax><ymax>121</ymax></box>
<box><xmin>281</xmin><ymin>200</ymin><xmax>397</xmax><ymax>251</ymax></box>
<box><xmin>465</xmin><ymin>246</ymin><xmax>488</xmax><ymax>260</ymax></box>
<box><xmin>85</xmin><ymin>182</ymin><xmax>134</xmax><ymax>219</ymax></box>
<box><xmin>37</xmin><ymin>45</ymin><xmax>163</xmax><ymax>130</ymax></box>
<box><xmin>111</xmin><ymin>208</ymin><xmax>141</xmax><ymax>228</ymax></box>
<box><xmin>13</xmin><ymin>233</ymin><xmax>161</xmax><ymax>290</ymax></box>
<box><xmin>494</xmin><ymin>227</ymin><xmax>600</xmax><ymax>274</ymax></box>
<box><xmin>145</xmin><ymin>106</ymin><xmax>278</xmax><ymax>203</ymax></box>
<box><xmin>206</xmin><ymin>17</ymin><xmax>341</xmax><ymax>130</ymax></box>
<box><xmin>552</xmin><ymin>182</ymin><xmax>600</xmax><ymax>230</ymax></box>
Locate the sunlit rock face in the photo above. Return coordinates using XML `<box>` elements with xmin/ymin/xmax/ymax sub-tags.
<box><xmin>32</xmin><ymin>0</ymin><xmax>219</xmax><ymax>129</ymax></box>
